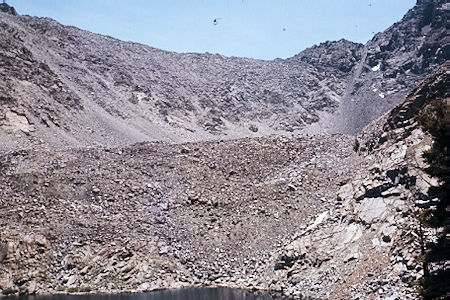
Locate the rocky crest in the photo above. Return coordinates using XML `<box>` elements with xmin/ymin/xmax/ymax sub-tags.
<box><xmin>332</xmin><ymin>0</ymin><xmax>447</xmax><ymax>134</ymax></box>
<box><xmin>0</xmin><ymin>3</ymin><xmax>16</xmax><ymax>16</ymax></box>
<box><xmin>0</xmin><ymin>65</ymin><xmax>447</xmax><ymax>298</ymax></box>
<box><xmin>0</xmin><ymin>0</ymin><xmax>446</xmax><ymax>151</ymax></box>
<box><xmin>0</xmin><ymin>0</ymin><xmax>448</xmax><ymax>299</ymax></box>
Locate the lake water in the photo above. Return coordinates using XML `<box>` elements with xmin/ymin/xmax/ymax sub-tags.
<box><xmin>17</xmin><ymin>288</ymin><xmax>275</xmax><ymax>300</ymax></box>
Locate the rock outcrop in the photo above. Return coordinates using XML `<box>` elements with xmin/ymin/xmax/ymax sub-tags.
<box><xmin>0</xmin><ymin>0</ymin><xmax>446</xmax><ymax>151</ymax></box>
<box><xmin>270</xmin><ymin>64</ymin><xmax>447</xmax><ymax>299</ymax></box>
<box><xmin>0</xmin><ymin>65</ymin><xmax>447</xmax><ymax>298</ymax></box>
<box><xmin>0</xmin><ymin>3</ymin><xmax>16</xmax><ymax>16</ymax></box>
<box><xmin>332</xmin><ymin>0</ymin><xmax>447</xmax><ymax>134</ymax></box>
<box><xmin>0</xmin><ymin>0</ymin><xmax>447</xmax><ymax>299</ymax></box>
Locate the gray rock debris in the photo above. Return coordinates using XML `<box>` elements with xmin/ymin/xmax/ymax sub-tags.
<box><xmin>0</xmin><ymin>0</ymin><xmax>446</xmax><ymax>151</ymax></box>
<box><xmin>270</xmin><ymin>64</ymin><xmax>447</xmax><ymax>299</ymax></box>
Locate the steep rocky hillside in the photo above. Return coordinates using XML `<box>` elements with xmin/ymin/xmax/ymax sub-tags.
<box><xmin>329</xmin><ymin>0</ymin><xmax>447</xmax><ymax>133</ymax></box>
<box><xmin>0</xmin><ymin>0</ymin><xmax>447</xmax><ymax>298</ymax></box>
<box><xmin>271</xmin><ymin>63</ymin><xmax>447</xmax><ymax>299</ymax></box>
<box><xmin>294</xmin><ymin>0</ymin><xmax>447</xmax><ymax>133</ymax></box>
<box><xmin>0</xmin><ymin>65</ymin><xmax>447</xmax><ymax>298</ymax></box>
<box><xmin>0</xmin><ymin>133</ymin><xmax>361</xmax><ymax>296</ymax></box>
<box><xmin>0</xmin><ymin>0</ymin><xmax>446</xmax><ymax>150</ymax></box>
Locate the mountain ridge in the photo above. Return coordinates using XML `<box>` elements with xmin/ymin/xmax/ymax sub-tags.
<box><xmin>0</xmin><ymin>61</ymin><xmax>446</xmax><ymax>300</ymax></box>
<box><xmin>0</xmin><ymin>0</ymin><xmax>446</xmax><ymax>151</ymax></box>
<box><xmin>0</xmin><ymin>1</ymin><xmax>448</xmax><ymax>298</ymax></box>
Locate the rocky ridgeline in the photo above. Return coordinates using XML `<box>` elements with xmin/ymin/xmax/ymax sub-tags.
<box><xmin>0</xmin><ymin>3</ymin><xmax>16</xmax><ymax>16</ymax></box>
<box><xmin>280</xmin><ymin>0</ymin><xmax>446</xmax><ymax>134</ymax></box>
<box><xmin>0</xmin><ymin>0</ymin><xmax>446</xmax><ymax>150</ymax></box>
<box><xmin>0</xmin><ymin>0</ymin><xmax>448</xmax><ymax>299</ymax></box>
<box><xmin>0</xmin><ymin>66</ymin><xmax>447</xmax><ymax>298</ymax></box>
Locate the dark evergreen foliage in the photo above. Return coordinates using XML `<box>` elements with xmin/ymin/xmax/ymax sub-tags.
<box><xmin>416</xmin><ymin>98</ymin><xmax>449</xmax><ymax>299</ymax></box>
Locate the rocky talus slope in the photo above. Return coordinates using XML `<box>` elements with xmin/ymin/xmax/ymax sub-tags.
<box><xmin>271</xmin><ymin>64</ymin><xmax>448</xmax><ymax>299</ymax></box>
<box><xmin>0</xmin><ymin>65</ymin><xmax>447</xmax><ymax>299</ymax></box>
<box><xmin>0</xmin><ymin>0</ymin><xmax>448</xmax><ymax>298</ymax></box>
<box><xmin>0</xmin><ymin>1</ymin><xmax>447</xmax><ymax>150</ymax></box>
<box><xmin>0</xmin><ymin>133</ymin><xmax>361</xmax><ymax>296</ymax></box>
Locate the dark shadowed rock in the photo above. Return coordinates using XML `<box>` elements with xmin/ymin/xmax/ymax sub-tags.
<box><xmin>0</xmin><ymin>3</ymin><xmax>17</xmax><ymax>15</ymax></box>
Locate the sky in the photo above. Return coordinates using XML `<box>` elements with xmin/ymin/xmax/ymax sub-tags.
<box><xmin>10</xmin><ymin>0</ymin><xmax>416</xmax><ymax>60</ymax></box>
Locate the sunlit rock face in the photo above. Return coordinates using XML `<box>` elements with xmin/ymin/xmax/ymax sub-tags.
<box><xmin>271</xmin><ymin>64</ymin><xmax>447</xmax><ymax>299</ymax></box>
<box><xmin>0</xmin><ymin>65</ymin><xmax>446</xmax><ymax>299</ymax></box>
<box><xmin>0</xmin><ymin>0</ymin><xmax>446</xmax><ymax>150</ymax></box>
<box><xmin>0</xmin><ymin>0</ymin><xmax>447</xmax><ymax>299</ymax></box>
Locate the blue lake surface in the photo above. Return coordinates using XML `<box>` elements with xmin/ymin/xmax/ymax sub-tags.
<box><xmin>17</xmin><ymin>288</ymin><xmax>276</xmax><ymax>300</ymax></box>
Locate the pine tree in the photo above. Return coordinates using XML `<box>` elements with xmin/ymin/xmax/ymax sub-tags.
<box><xmin>416</xmin><ymin>98</ymin><xmax>449</xmax><ymax>299</ymax></box>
